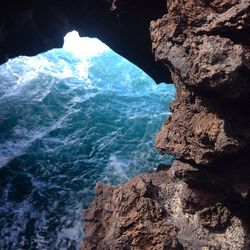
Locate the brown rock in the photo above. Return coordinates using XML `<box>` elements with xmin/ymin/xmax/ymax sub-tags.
<box><xmin>150</xmin><ymin>0</ymin><xmax>250</xmax><ymax>164</ymax></box>
<box><xmin>82</xmin><ymin>172</ymin><xmax>183</xmax><ymax>250</ymax></box>
<box><xmin>82</xmin><ymin>159</ymin><xmax>250</xmax><ymax>249</ymax></box>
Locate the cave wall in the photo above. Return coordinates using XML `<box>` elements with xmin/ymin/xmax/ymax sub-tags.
<box><xmin>0</xmin><ymin>0</ymin><xmax>171</xmax><ymax>83</ymax></box>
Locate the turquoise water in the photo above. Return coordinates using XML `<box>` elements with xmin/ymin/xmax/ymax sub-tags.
<box><xmin>0</xmin><ymin>38</ymin><xmax>175</xmax><ymax>249</ymax></box>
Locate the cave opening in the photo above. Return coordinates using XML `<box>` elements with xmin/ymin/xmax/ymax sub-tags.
<box><xmin>0</xmin><ymin>30</ymin><xmax>175</xmax><ymax>249</ymax></box>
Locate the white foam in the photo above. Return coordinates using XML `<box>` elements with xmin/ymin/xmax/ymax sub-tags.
<box><xmin>0</xmin><ymin>121</ymin><xmax>63</xmax><ymax>168</ymax></box>
<box><xmin>102</xmin><ymin>154</ymin><xmax>129</xmax><ymax>183</ymax></box>
<box><xmin>55</xmin><ymin>217</ymin><xmax>83</xmax><ymax>250</ymax></box>
<box><xmin>0</xmin><ymin>129</ymin><xmax>47</xmax><ymax>168</ymax></box>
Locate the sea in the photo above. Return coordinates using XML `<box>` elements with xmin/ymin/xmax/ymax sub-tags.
<box><xmin>0</xmin><ymin>31</ymin><xmax>175</xmax><ymax>249</ymax></box>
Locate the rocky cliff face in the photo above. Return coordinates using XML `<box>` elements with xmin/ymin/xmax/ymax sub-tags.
<box><xmin>83</xmin><ymin>0</ymin><xmax>250</xmax><ymax>249</ymax></box>
<box><xmin>82</xmin><ymin>158</ymin><xmax>250</xmax><ymax>249</ymax></box>
<box><xmin>151</xmin><ymin>0</ymin><xmax>250</xmax><ymax>165</ymax></box>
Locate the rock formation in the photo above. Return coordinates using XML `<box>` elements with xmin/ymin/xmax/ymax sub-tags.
<box><xmin>0</xmin><ymin>0</ymin><xmax>171</xmax><ymax>83</ymax></box>
<box><xmin>83</xmin><ymin>0</ymin><xmax>250</xmax><ymax>249</ymax></box>
<box><xmin>1</xmin><ymin>0</ymin><xmax>250</xmax><ymax>249</ymax></box>
<box><xmin>151</xmin><ymin>0</ymin><xmax>250</xmax><ymax>165</ymax></box>
<box><xmin>82</xmin><ymin>157</ymin><xmax>250</xmax><ymax>249</ymax></box>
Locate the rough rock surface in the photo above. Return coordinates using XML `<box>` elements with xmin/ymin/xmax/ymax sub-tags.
<box><xmin>83</xmin><ymin>159</ymin><xmax>250</xmax><ymax>249</ymax></box>
<box><xmin>151</xmin><ymin>0</ymin><xmax>250</xmax><ymax>164</ymax></box>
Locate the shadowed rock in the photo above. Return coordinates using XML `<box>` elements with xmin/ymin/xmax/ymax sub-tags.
<box><xmin>0</xmin><ymin>0</ymin><xmax>171</xmax><ymax>83</ymax></box>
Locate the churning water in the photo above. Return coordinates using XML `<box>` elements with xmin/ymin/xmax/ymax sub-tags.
<box><xmin>0</xmin><ymin>31</ymin><xmax>175</xmax><ymax>249</ymax></box>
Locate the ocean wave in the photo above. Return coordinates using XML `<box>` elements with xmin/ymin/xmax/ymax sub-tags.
<box><xmin>0</xmin><ymin>35</ymin><xmax>175</xmax><ymax>249</ymax></box>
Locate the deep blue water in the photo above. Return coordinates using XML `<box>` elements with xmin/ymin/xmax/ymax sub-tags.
<box><xmin>0</xmin><ymin>40</ymin><xmax>175</xmax><ymax>249</ymax></box>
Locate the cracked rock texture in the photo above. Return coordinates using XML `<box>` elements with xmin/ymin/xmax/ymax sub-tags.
<box><xmin>151</xmin><ymin>0</ymin><xmax>250</xmax><ymax>164</ymax></box>
<box><xmin>83</xmin><ymin>158</ymin><xmax>250</xmax><ymax>249</ymax></box>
